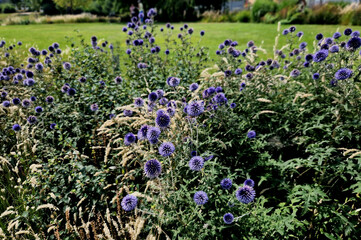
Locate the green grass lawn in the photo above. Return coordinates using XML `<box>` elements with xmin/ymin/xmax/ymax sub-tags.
<box><xmin>0</xmin><ymin>22</ymin><xmax>354</xmax><ymax>59</ymax></box>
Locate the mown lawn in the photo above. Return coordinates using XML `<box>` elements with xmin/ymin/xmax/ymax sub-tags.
<box><xmin>0</xmin><ymin>22</ymin><xmax>354</xmax><ymax>59</ymax></box>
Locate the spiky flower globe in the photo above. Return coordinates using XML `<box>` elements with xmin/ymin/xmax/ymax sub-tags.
<box><xmin>115</xmin><ymin>76</ymin><xmax>122</xmax><ymax>84</ymax></box>
<box><xmin>223</xmin><ymin>213</ymin><xmax>234</xmax><ymax>224</ymax></box>
<box><xmin>186</xmin><ymin>101</ymin><xmax>204</xmax><ymax>117</ymax></box>
<box><xmin>90</xmin><ymin>103</ymin><xmax>98</xmax><ymax>112</ymax></box>
<box><xmin>189</xmin><ymin>156</ymin><xmax>204</xmax><ymax>171</ymax></box>
<box><xmin>236</xmin><ymin>185</ymin><xmax>256</xmax><ymax>204</ymax></box>
<box><xmin>144</xmin><ymin>159</ymin><xmax>162</xmax><ymax>178</ymax></box>
<box><xmin>220</xmin><ymin>178</ymin><xmax>233</xmax><ymax>190</ymax></box>
<box><xmin>335</xmin><ymin>68</ymin><xmax>353</xmax><ymax>80</ymax></box>
<box><xmin>124</xmin><ymin>133</ymin><xmax>136</xmax><ymax>145</ymax></box>
<box><xmin>193</xmin><ymin>191</ymin><xmax>208</xmax><ymax>205</ymax></box>
<box><xmin>159</xmin><ymin>142</ymin><xmax>175</xmax><ymax>157</ymax></box>
<box><xmin>156</xmin><ymin>113</ymin><xmax>171</xmax><ymax>128</ymax></box>
<box><xmin>134</xmin><ymin>97</ymin><xmax>144</xmax><ymax>107</ymax></box>
<box><xmin>189</xmin><ymin>83</ymin><xmax>199</xmax><ymax>91</ymax></box>
<box><xmin>313</xmin><ymin>49</ymin><xmax>328</xmax><ymax>62</ymax></box>
<box><xmin>146</xmin><ymin>126</ymin><xmax>161</xmax><ymax>144</ymax></box>
<box><xmin>121</xmin><ymin>194</ymin><xmax>138</xmax><ymax>211</ymax></box>
<box><xmin>244</xmin><ymin>179</ymin><xmax>255</xmax><ymax>188</ymax></box>
<box><xmin>137</xmin><ymin>125</ymin><xmax>149</xmax><ymax>140</ymax></box>
<box><xmin>46</xmin><ymin>96</ymin><xmax>54</xmax><ymax>103</ymax></box>
<box><xmin>27</xmin><ymin>115</ymin><xmax>37</xmax><ymax>124</ymax></box>
<box><xmin>148</xmin><ymin>92</ymin><xmax>158</xmax><ymax>102</ymax></box>
<box><xmin>247</xmin><ymin>130</ymin><xmax>256</xmax><ymax>139</ymax></box>
<box><xmin>12</xmin><ymin>124</ymin><xmax>21</xmax><ymax>132</ymax></box>
<box><xmin>35</xmin><ymin>106</ymin><xmax>43</xmax><ymax>113</ymax></box>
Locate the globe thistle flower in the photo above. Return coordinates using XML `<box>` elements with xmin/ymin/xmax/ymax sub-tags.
<box><xmin>299</xmin><ymin>42</ymin><xmax>307</xmax><ymax>50</ymax></box>
<box><xmin>22</xmin><ymin>99</ymin><xmax>31</xmax><ymax>108</ymax></box>
<box><xmin>303</xmin><ymin>62</ymin><xmax>310</xmax><ymax>68</ymax></box>
<box><xmin>213</xmin><ymin>93</ymin><xmax>227</xmax><ymax>104</ymax></box>
<box><xmin>290</xmin><ymin>69</ymin><xmax>300</xmax><ymax>78</ymax></box>
<box><xmin>189</xmin><ymin>83</ymin><xmax>199</xmax><ymax>91</ymax></box>
<box><xmin>296</xmin><ymin>31</ymin><xmax>303</xmax><ymax>37</ymax></box>
<box><xmin>156</xmin><ymin>89</ymin><xmax>164</xmax><ymax>98</ymax></box>
<box><xmin>144</xmin><ymin>159</ymin><xmax>162</xmax><ymax>178</ymax></box>
<box><xmin>344</xmin><ymin>28</ymin><xmax>352</xmax><ymax>36</ymax></box>
<box><xmin>121</xmin><ymin>194</ymin><xmax>138</xmax><ymax>211</ymax></box>
<box><xmin>312</xmin><ymin>73</ymin><xmax>320</xmax><ymax>80</ymax></box>
<box><xmin>15</xmin><ymin>74</ymin><xmax>23</xmax><ymax>80</ymax></box>
<box><xmin>188</xmin><ymin>28</ymin><xmax>194</xmax><ymax>34</ymax></box>
<box><xmin>41</xmin><ymin>49</ymin><xmax>47</xmax><ymax>55</ymax></box>
<box><xmin>137</xmin><ymin>125</ymin><xmax>149</xmax><ymax>140</ymax></box>
<box><xmin>193</xmin><ymin>191</ymin><xmax>208</xmax><ymax>205</ymax></box>
<box><xmin>165</xmin><ymin>49</ymin><xmax>170</xmax><ymax>55</ymax></box>
<box><xmin>200</xmin><ymin>30</ymin><xmax>205</xmax><ymax>36</ymax></box>
<box><xmin>230</xmin><ymin>103</ymin><xmax>236</xmax><ymax>108</ymax></box>
<box><xmin>134</xmin><ymin>98</ymin><xmax>144</xmax><ymax>107</ymax></box>
<box><xmin>63</xmin><ymin>62</ymin><xmax>71</xmax><ymax>70</ymax></box>
<box><xmin>2</xmin><ymin>101</ymin><xmax>10</xmax><ymax>107</ymax></box>
<box><xmin>114</xmin><ymin>76</ymin><xmax>122</xmax><ymax>84</ymax></box>
<box><xmin>159</xmin><ymin>97</ymin><xmax>168</xmax><ymax>105</ymax></box>
<box><xmin>245</xmin><ymin>73</ymin><xmax>253</xmax><ymax>80</ymax></box>
<box><xmin>67</xmin><ymin>88</ymin><xmax>76</xmax><ymax>96</ymax></box>
<box><xmin>78</xmin><ymin>76</ymin><xmax>86</xmax><ymax>83</ymax></box>
<box><xmin>123</xmin><ymin>109</ymin><xmax>133</xmax><ymax>117</ymax></box>
<box><xmin>56</xmin><ymin>49</ymin><xmax>62</xmax><ymax>54</ymax></box>
<box><xmin>27</xmin><ymin>115</ymin><xmax>37</xmax><ymax>124</ymax></box>
<box><xmin>224</xmin><ymin>70</ymin><xmax>232</xmax><ymax>77</ymax></box>
<box><xmin>351</xmin><ymin>31</ymin><xmax>360</xmax><ymax>37</ymax></box>
<box><xmin>215</xmin><ymin>86</ymin><xmax>223</xmax><ymax>93</ymax></box>
<box><xmin>186</xmin><ymin>101</ymin><xmax>204</xmax><ymax>117</ymax></box>
<box><xmin>313</xmin><ymin>49</ymin><xmax>328</xmax><ymax>62</ymax></box>
<box><xmin>244</xmin><ymin>179</ymin><xmax>255</xmax><ymax>188</ymax></box>
<box><xmin>330</xmin><ymin>45</ymin><xmax>339</xmax><ymax>53</ymax></box>
<box><xmin>167</xmin><ymin>77</ymin><xmax>180</xmax><ymax>87</ymax></box>
<box><xmin>234</xmin><ymin>68</ymin><xmax>243</xmax><ymax>75</ymax></box>
<box><xmin>247</xmin><ymin>40</ymin><xmax>254</xmax><ymax>47</ymax></box>
<box><xmin>61</xmin><ymin>84</ymin><xmax>70</xmax><ymax>93</ymax></box>
<box><xmin>223</xmin><ymin>213</ymin><xmax>234</xmax><ymax>224</ymax></box>
<box><xmin>126</xmin><ymin>49</ymin><xmax>131</xmax><ymax>55</ymax></box>
<box><xmin>220</xmin><ymin>178</ymin><xmax>232</xmax><ymax>190</ymax></box>
<box><xmin>346</xmin><ymin>37</ymin><xmax>361</xmax><ymax>50</ymax></box>
<box><xmin>247</xmin><ymin>130</ymin><xmax>256</xmax><ymax>139</ymax></box>
<box><xmin>305</xmin><ymin>54</ymin><xmax>313</xmax><ymax>62</ymax></box>
<box><xmin>159</xmin><ymin>142</ymin><xmax>175</xmax><ymax>157</ymax></box>
<box><xmin>17</xmin><ymin>41</ymin><xmax>22</xmax><ymax>46</ymax></box>
<box><xmin>147</xmin><ymin>126</ymin><xmax>161</xmax><ymax>144</ymax></box>
<box><xmin>44</xmin><ymin>96</ymin><xmax>54</xmax><ymax>104</ymax></box>
<box><xmin>320</xmin><ymin>44</ymin><xmax>329</xmax><ymax>50</ymax></box>
<box><xmin>330</xmin><ymin>79</ymin><xmax>338</xmax><ymax>87</ymax></box>
<box><xmin>282</xmin><ymin>29</ymin><xmax>289</xmax><ymax>35</ymax></box>
<box><xmin>236</xmin><ymin>185</ymin><xmax>255</xmax><ymax>204</ymax></box>
<box><xmin>156</xmin><ymin>113</ymin><xmax>171</xmax><ymax>128</ymax></box>
<box><xmin>189</xmin><ymin>156</ymin><xmax>204</xmax><ymax>171</ymax></box>
<box><xmin>207</xmin><ymin>87</ymin><xmax>216</xmax><ymax>95</ymax></box>
<box><xmin>25</xmin><ymin>78</ymin><xmax>35</xmax><ymax>86</ymax></box>
<box><xmin>90</xmin><ymin>103</ymin><xmax>98</xmax><ymax>112</ymax></box>
<box><xmin>148</xmin><ymin>92</ymin><xmax>158</xmax><ymax>102</ymax></box>
<box><xmin>124</xmin><ymin>133</ymin><xmax>136</xmax><ymax>145</ymax></box>
<box><xmin>166</xmin><ymin>107</ymin><xmax>175</xmax><ymax>117</ymax></box>
<box><xmin>35</xmin><ymin>106</ymin><xmax>43</xmax><ymax>113</ymax></box>
<box><xmin>316</xmin><ymin>33</ymin><xmax>323</xmax><ymax>40</ymax></box>
<box><xmin>12</xmin><ymin>98</ymin><xmax>20</xmax><ymax>105</ymax></box>
<box><xmin>335</xmin><ymin>68</ymin><xmax>352</xmax><ymax>80</ymax></box>
<box><xmin>12</xmin><ymin>124</ymin><xmax>21</xmax><ymax>132</ymax></box>
<box><xmin>191</xmin><ymin>151</ymin><xmax>197</xmax><ymax>157</ymax></box>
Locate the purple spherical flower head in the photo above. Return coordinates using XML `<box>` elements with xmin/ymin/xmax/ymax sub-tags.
<box><xmin>230</xmin><ymin>103</ymin><xmax>236</xmax><ymax>109</ymax></box>
<box><xmin>191</xmin><ymin>151</ymin><xmax>197</xmax><ymax>157</ymax></box>
<box><xmin>200</xmin><ymin>30</ymin><xmax>205</xmax><ymax>36</ymax></box>
<box><xmin>167</xmin><ymin>77</ymin><xmax>180</xmax><ymax>87</ymax></box>
<box><xmin>235</xmin><ymin>68</ymin><xmax>242</xmax><ymax>75</ymax></box>
<box><xmin>1</xmin><ymin>91</ymin><xmax>8</xmax><ymax>98</ymax></box>
<box><xmin>2</xmin><ymin>101</ymin><xmax>10</xmax><ymax>107</ymax></box>
<box><xmin>12</xmin><ymin>124</ymin><xmax>21</xmax><ymax>132</ymax></box>
<box><xmin>144</xmin><ymin>159</ymin><xmax>162</xmax><ymax>178</ymax></box>
<box><xmin>22</xmin><ymin>99</ymin><xmax>31</xmax><ymax>108</ymax></box>
<box><xmin>27</xmin><ymin>115</ymin><xmax>37</xmax><ymax>124</ymax></box>
<box><xmin>208</xmin><ymin>87</ymin><xmax>216</xmax><ymax>95</ymax></box>
<box><xmin>236</xmin><ymin>185</ymin><xmax>256</xmax><ymax>204</ymax></box>
<box><xmin>79</xmin><ymin>76</ymin><xmax>86</xmax><ymax>83</ymax></box>
<box><xmin>186</xmin><ymin>101</ymin><xmax>204</xmax><ymax>117</ymax></box>
<box><xmin>115</xmin><ymin>76</ymin><xmax>122</xmax><ymax>84</ymax></box>
<box><xmin>346</xmin><ymin>37</ymin><xmax>361</xmax><ymax>50</ymax></box>
<box><xmin>159</xmin><ymin>142</ymin><xmax>175</xmax><ymax>157</ymax></box>
<box><xmin>165</xmin><ymin>49</ymin><xmax>170</xmax><ymax>55</ymax></box>
<box><xmin>335</xmin><ymin>68</ymin><xmax>352</xmax><ymax>80</ymax></box>
<box><xmin>344</xmin><ymin>28</ymin><xmax>352</xmax><ymax>36</ymax></box>
<box><xmin>156</xmin><ymin>112</ymin><xmax>171</xmax><ymax>128</ymax></box>
<box><xmin>121</xmin><ymin>194</ymin><xmax>138</xmax><ymax>211</ymax></box>
<box><xmin>189</xmin><ymin>156</ymin><xmax>204</xmax><ymax>171</ymax></box>
<box><xmin>290</xmin><ymin>69</ymin><xmax>300</xmax><ymax>78</ymax></box>
<box><xmin>67</xmin><ymin>88</ymin><xmax>76</xmax><ymax>96</ymax></box>
<box><xmin>148</xmin><ymin>92</ymin><xmax>158</xmax><ymax>102</ymax></box>
<box><xmin>35</xmin><ymin>106</ymin><xmax>43</xmax><ymax>113</ymax></box>
<box><xmin>147</xmin><ymin>126</ymin><xmax>161</xmax><ymax>144</ymax></box>
<box><xmin>189</xmin><ymin>83</ymin><xmax>199</xmax><ymax>91</ymax></box>
<box><xmin>316</xmin><ymin>33</ymin><xmax>323</xmax><ymax>40</ymax></box>
<box><xmin>193</xmin><ymin>191</ymin><xmax>208</xmax><ymax>205</ymax></box>
<box><xmin>313</xmin><ymin>73</ymin><xmax>320</xmax><ymax>80</ymax></box>
<box><xmin>299</xmin><ymin>42</ymin><xmax>307</xmax><ymax>50</ymax></box>
<box><xmin>224</xmin><ymin>70</ymin><xmax>232</xmax><ymax>77</ymax></box>
<box><xmin>330</xmin><ymin>45</ymin><xmax>339</xmax><ymax>53</ymax></box>
<box><xmin>124</xmin><ymin>133</ymin><xmax>136</xmax><ymax>145</ymax></box>
<box><xmin>296</xmin><ymin>31</ymin><xmax>303</xmax><ymax>38</ymax></box>
<box><xmin>223</xmin><ymin>213</ymin><xmax>234</xmax><ymax>224</ymax></box>
<box><xmin>50</xmin><ymin>123</ymin><xmax>56</xmax><ymax>129</ymax></box>
<box><xmin>12</xmin><ymin>98</ymin><xmax>21</xmax><ymax>105</ymax></box>
<box><xmin>220</xmin><ymin>178</ymin><xmax>232</xmax><ymax>190</ymax></box>
<box><xmin>244</xmin><ymin>179</ymin><xmax>255</xmax><ymax>188</ymax></box>
<box><xmin>63</xmin><ymin>62</ymin><xmax>71</xmax><ymax>70</ymax></box>
<box><xmin>90</xmin><ymin>103</ymin><xmax>98</xmax><ymax>112</ymax></box>
<box><xmin>313</xmin><ymin>49</ymin><xmax>328</xmax><ymax>62</ymax></box>
<box><xmin>134</xmin><ymin>97</ymin><xmax>144</xmax><ymax>107</ymax></box>
<box><xmin>213</xmin><ymin>93</ymin><xmax>227</xmax><ymax>104</ymax></box>
<box><xmin>126</xmin><ymin>49</ymin><xmax>131</xmax><ymax>55</ymax></box>
<box><xmin>333</xmin><ymin>32</ymin><xmax>342</xmax><ymax>39</ymax></box>
<box><xmin>137</xmin><ymin>125</ymin><xmax>149</xmax><ymax>140</ymax></box>
<box><xmin>282</xmin><ymin>29</ymin><xmax>289</xmax><ymax>35</ymax></box>
<box><xmin>123</xmin><ymin>109</ymin><xmax>133</xmax><ymax>117</ymax></box>
<box><xmin>167</xmin><ymin>107</ymin><xmax>175</xmax><ymax>117</ymax></box>
<box><xmin>215</xmin><ymin>86</ymin><xmax>223</xmax><ymax>93</ymax></box>
<box><xmin>351</xmin><ymin>31</ymin><xmax>360</xmax><ymax>38</ymax></box>
<box><xmin>247</xmin><ymin>130</ymin><xmax>256</xmax><ymax>139</ymax></box>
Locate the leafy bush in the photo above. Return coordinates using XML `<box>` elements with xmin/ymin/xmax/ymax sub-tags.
<box><xmin>1</xmin><ymin>3</ymin><xmax>16</xmax><ymax>13</ymax></box>
<box><xmin>351</xmin><ymin>6</ymin><xmax>361</xmax><ymax>25</ymax></box>
<box><xmin>251</xmin><ymin>0</ymin><xmax>278</xmax><ymax>22</ymax></box>
<box><xmin>308</xmin><ymin>3</ymin><xmax>341</xmax><ymax>24</ymax></box>
<box><xmin>233</xmin><ymin>10</ymin><xmax>251</xmax><ymax>22</ymax></box>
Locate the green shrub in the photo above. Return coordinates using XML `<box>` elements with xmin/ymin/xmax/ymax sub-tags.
<box><xmin>234</xmin><ymin>10</ymin><xmax>251</xmax><ymax>22</ymax></box>
<box><xmin>351</xmin><ymin>6</ymin><xmax>361</xmax><ymax>25</ymax></box>
<box><xmin>308</xmin><ymin>3</ymin><xmax>341</xmax><ymax>24</ymax></box>
<box><xmin>251</xmin><ymin>0</ymin><xmax>278</xmax><ymax>22</ymax></box>
<box><xmin>1</xmin><ymin>3</ymin><xmax>16</xmax><ymax>13</ymax></box>
<box><xmin>263</xmin><ymin>12</ymin><xmax>280</xmax><ymax>24</ymax></box>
